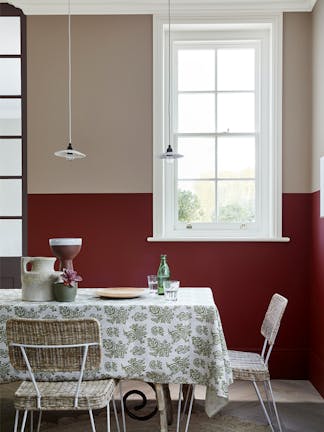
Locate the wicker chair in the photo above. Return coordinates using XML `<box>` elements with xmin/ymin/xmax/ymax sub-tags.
<box><xmin>6</xmin><ymin>318</ymin><xmax>126</xmax><ymax>432</ymax></box>
<box><xmin>175</xmin><ymin>293</ymin><xmax>288</xmax><ymax>432</ymax></box>
<box><xmin>228</xmin><ymin>293</ymin><xmax>288</xmax><ymax>432</ymax></box>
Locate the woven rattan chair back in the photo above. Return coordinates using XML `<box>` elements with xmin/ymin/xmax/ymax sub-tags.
<box><xmin>261</xmin><ymin>293</ymin><xmax>288</xmax><ymax>347</ymax></box>
<box><xmin>6</xmin><ymin>318</ymin><xmax>102</xmax><ymax>372</ymax></box>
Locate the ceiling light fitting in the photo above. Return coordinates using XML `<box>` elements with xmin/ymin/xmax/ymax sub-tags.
<box><xmin>54</xmin><ymin>0</ymin><xmax>86</xmax><ymax>160</ymax></box>
<box><xmin>160</xmin><ymin>0</ymin><xmax>183</xmax><ymax>162</ymax></box>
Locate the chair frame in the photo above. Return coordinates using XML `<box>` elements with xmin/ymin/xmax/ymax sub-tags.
<box><xmin>6</xmin><ymin>318</ymin><xmax>126</xmax><ymax>432</ymax></box>
<box><xmin>176</xmin><ymin>383</ymin><xmax>195</xmax><ymax>432</ymax></box>
<box><xmin>229</xmin><ymin>293</ymin><xmax>288</xmax><ymax>432</ymax></box>
<box><xmin>175</xmin><ymin>293</ymin><xmax>288</xmax><ymax>432</ymax></box>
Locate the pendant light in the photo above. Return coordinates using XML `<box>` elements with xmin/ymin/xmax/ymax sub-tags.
<box><xmin>159</xmin><ymin>0</ymin><xmax>183</xmax><ymax>162</ymax></box>
<box><xmin>54</xmin><ymin>0</ymin><xmax>86</xmax><ymax>160</ymax></box>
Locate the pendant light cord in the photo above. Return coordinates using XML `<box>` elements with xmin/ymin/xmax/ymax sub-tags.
<box><xmin>168</xmin><ymin>0</ymin><xmax>171</xmax><ymax>150</ymax></box>
<box><xmin>68</xmin><ymin>0</ymin><xmax>72</xmax><ymax>146</ymax></box>
<box><xmin>54</xmin><ymin>0</ymin><xmax>85</xmax><ymax>159</ymax></box>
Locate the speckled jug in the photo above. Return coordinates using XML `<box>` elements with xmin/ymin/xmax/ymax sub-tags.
<box><xmin>21</xmin><ymin>257</ymin><xmax>61</xmax><ymax>301</ymax></box>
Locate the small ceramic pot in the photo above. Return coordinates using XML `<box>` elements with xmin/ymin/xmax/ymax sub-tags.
<box><xmin>53</xmin><ymin>283</ymin><xmax>77</xmax><ymax>302</ymax></box>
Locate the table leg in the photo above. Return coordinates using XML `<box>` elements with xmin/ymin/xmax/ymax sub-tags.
<box><xmin>155</xmin><ymin>383</ymin><xmax>168</xmax><ymax>432</ymax></box>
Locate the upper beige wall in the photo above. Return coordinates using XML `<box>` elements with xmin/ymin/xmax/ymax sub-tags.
<box><xmin>312</xmin><ymin>0</ymin><xmax>324</xmax><ymax>191</ymax></box>
<box><xmin>283</xmin><ymin>12</ymin><xmax>312</xmax><ymax>193</ymax></box>
<box><xmin>27</xmin><ymin>15</ymin><xmax>152</xmax><ymax>193</ymax></box>
<box><xmin>27</xmin><ymin>13</ymin><xmax>312</xmax><ymax>194</ymax></box>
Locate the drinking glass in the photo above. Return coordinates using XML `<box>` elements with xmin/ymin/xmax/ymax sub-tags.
<box><xmin>163</xmin><ymin>280</ymin><xmax>180</xmax><ymax>301</ymax></box>
<box><xmin>147</xmin><ymin>275</ymin><xmax>158</xmax><ymax>295</ymax></box>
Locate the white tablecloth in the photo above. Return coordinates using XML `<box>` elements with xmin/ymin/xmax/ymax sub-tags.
<box><xmin>0</xmin><ymin>287</ymin><xmax>233</xmax><ymax>416</ymax></box>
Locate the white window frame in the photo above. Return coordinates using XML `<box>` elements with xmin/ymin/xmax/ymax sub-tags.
<box><xmin>149</xmin><ymin>13</ymin><xmax>289</xmax><ymax>242</ymax></box>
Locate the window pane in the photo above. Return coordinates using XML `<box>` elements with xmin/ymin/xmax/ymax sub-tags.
<box><xmin>217</xmin><ymin>180</ymin><xmax>255</xmax><ymax>223</ymax></box>
<box><xmin>0</xmin><ymin>99</ymin><xmax>21</xmax><ymax>135</ymax></box>
<box><xmin>0</xmin><ymin>17</ymin><xmax>20</xmax><ymax>54</ymax></box>
<box><xmin>0</xmin><ymin>59</ymin><xmax>21</xmax><ymax>95</ymax></box>
<box><xmin>217</xmin><ymin>93</ymin><xmax>254</xmax><ymax>133</ymax></box>
<box><xmin>178</xmin><ymin>49</ymin><xmax>215</xmax><ymax>91</ymax></box>
<box><xmin>218</xmin><ymin>137</ymin><xmax>255</xmax><ymax>178</ymax></box>
<box><xmin>178</xmin><ymin>180</ymin><xmax>215</xmax><ymax>222</ymax></box>
<box><xmin>218</xmin><ymin>49</ymin><xmax>255</xmax><ymax>91</ymax></box>
<box><xmin>0</xmin><ymin>139</ymin><xmax>22</xmax><ymax>176</ymax></box>
<box><xmin>0</xmin><ymin>219</ymin><xmax>22</xmax><ymax>256</ymax></box>
<box><xmin>178</xmin><ymin>137</ymin><xmax>215</xmax><ymax>179</ymax></box>
<box><xmin>178</xmin><ymin>93</ymin><xmax>215</xmax><ymax>133</ymax></box>
<box><xmin>0</xmin><ymin>179</ymin><xmax>22</xmax><ymax>216</ymax></box>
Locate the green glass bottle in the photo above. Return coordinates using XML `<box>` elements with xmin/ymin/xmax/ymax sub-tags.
<box><xmin>157</xmin><ymin>254</ymin><xmax>170</xmax><ymax>295</ymax></box>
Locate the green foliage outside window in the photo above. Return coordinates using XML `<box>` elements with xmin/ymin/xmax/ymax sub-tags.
<box><xmin>218</xmin><ymin>204</ymin><xmax>255</xmax><ymax>223</ymax></box>
<box><xmin>178</xmin><ymin>189</ymin><xmax>255</xmax><ymax>223</ymax></box>
<box><xmin>178</xmin><ymin>190</ymin><xmax>204</xmax><ymax>222</ymax></box>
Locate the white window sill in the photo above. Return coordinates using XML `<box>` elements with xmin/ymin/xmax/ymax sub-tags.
<box><xmin>147</xmin><ymin>236</ymin><xmax>290</xmax><ymax>242</ymax></box>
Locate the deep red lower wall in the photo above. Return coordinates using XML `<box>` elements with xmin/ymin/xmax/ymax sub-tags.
<box><xmin>27</xmin><ymin>193</ymin><xmax>311</xmax><ymax>379</ymax></box>
<box><xmin>310</xmin><ymin>191</ymin><xmax>324</xmax><ymax>395</ymax></box>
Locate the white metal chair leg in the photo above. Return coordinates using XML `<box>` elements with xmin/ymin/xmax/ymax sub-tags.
<box><xmin>181</xmin><ymin>385</ymin><xmax>191</xmax><ymax>421</ymax></box>
<box><xmin>13</xmin><ymin>410</ymin><xmax>19</xmax><ymax>432</ymax></box>
<box><xmin>112</xmin><ymin>396</ymin><xmax>120</xmax><ymax>432</ymax></box>
<box><xmin>267</xmin><ymin>380</ymin><xmax>284</xmax><ymax>432</ymax></box>
<box><xmin>184</xmin><ymin>386</ymin><xmax>195</xmax><ymax>432</ymax></box>
<box><xmin>36</xmin><ymin>411</ymin><xmax>42</xmax><ymax>432</ymax></box>
<box><xmin>119</xmin><ymin>382</ymin><xmax>126</xmax><ymax>432</ymax></box>
<box><xmin>88</xmin><ymin>408</ymin><xmax>97</xmax><ymax>432</ymax></box>
<box><xmin>20</xmin><ymin>410</ymin><xmax>28</xmax><ymax>432</ymax></box>
<box><xmin>106</xmin><ymin>401</ymin><xmax>111</xmax><ymax>432</ymax></box>
<box><xmin>263</xmin><ymin>381</ymin><xmax>275</xmax><ymax>419</ymax></box>
<box><xmin>252</xmin><ymin>381</ymin><xmax>275</xmax><ymax>432</ymax></box>
<box><xmin>176</xmin><ymin>384</ymin><xmax>183</xmax><ymax>432</ymax></box>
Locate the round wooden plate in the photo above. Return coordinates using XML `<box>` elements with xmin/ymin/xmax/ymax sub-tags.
<box><xmin>95</xmin><ymin>287</ymin><xmax>146</xmax><ymax>299</ymax></box>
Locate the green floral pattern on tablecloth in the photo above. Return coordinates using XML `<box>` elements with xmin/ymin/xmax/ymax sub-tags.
<box><xmin>0</xmin><ymin>288</ymin><xmax>233</xmax><ymax>404</ymax></box>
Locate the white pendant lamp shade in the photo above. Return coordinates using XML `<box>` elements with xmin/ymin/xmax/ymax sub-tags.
<box><xmin>54</xmin><ymin>0</ymin><xmax>86</xmax><ymax>160</ymax></box>
<box><xmin>55</xmin><ymin>144</ymin><xmax>86</xmax><ymax>160</ymax></box>
<box><xmin>160</xmin><ymin>144</ymin><xmax>183</xmax><ymax>160</ymax></box>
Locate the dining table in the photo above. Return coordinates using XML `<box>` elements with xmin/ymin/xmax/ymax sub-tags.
<box><xmin>0</xmin><ymin>287</ymin><xmax>233</xmax><ymax>431</ymax></box>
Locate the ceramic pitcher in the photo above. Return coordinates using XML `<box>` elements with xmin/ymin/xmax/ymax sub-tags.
<box><xmin>21</xmin><ymin>257</ymin><xmax>61</xmax><ymax>301</ymax></box>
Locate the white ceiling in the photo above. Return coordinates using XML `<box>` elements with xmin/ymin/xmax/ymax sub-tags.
<box><xmin>3</xmin><ymin>0</ymin><xmax>318</xmax><ymax>15</ymax></box>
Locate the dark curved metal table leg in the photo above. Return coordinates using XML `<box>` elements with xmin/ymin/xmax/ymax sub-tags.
<box><xmin>122</xmin><ymin>382</ymin><xmax>173</xmax><ymax>430</ymax></box>
<box><xmin>122</xmin><ymin>382</ymin><xmax>158</xmax><ymax>421</ymax></box>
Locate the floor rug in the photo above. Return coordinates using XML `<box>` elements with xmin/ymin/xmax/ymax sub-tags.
<box><xmin>36</xmin><ymin>403</ymin><xmax>271</xmax><ymax>432</ymax></box>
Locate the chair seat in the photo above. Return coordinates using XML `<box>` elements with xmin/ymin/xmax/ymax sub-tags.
<box><xmin>228</xmin><ymin>350</ymin><xmax>270</xmax><ymax>381</ymax></box>
<box><xmin>14</xmin><ymin>379</ymin><xmax>116</xmax><ymax>411</ymax></box>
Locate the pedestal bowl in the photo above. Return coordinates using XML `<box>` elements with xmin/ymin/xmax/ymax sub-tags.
<box><xmin>49</xmin><ymin>238</ymin><xmax>82</xmax><ymax>270</ymax></box>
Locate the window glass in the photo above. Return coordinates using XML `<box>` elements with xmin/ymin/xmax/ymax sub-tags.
<box><xmin>217</xmin><ymin>93</ymin><xmax>255</xmax><ymax>133</ymax></box>
<box><xmin>0</xmin><ymin>99</ymin><xmax>21</xmax><ymax>135</ymax></box>
<box><xmin>217</xmin><ymin>180</ymin><xmax>255</xmax><ymax>223</ymax></box>
<box><xmin>0</xmin><ymin>220</ymin><xmax>22</xmax><ymax>256</ymax></box>
<box><xmin>178</xmin><ymin>137</ymin><xmax>215</xmax><ymax>179</ymax></box>
<box><xmin>217</xmin><ymin>48</ymin><xmax>255</xmax><ymax>91</ymax></box>
<box><xmin>178</xmin><ymin>180</ymin><xmax>215</xmax><ymax>223</ymax></box>
<box><xmin>178</xmin><ymin>93</ymin><xmax>215</xmax><ymax>133</ymax></box>
<box><xmin>0</xmin><ymin>59</ymin><xmax>21</xmax><ymax>95</ymax></box>
<box><xmin>178</xmin><ymin>49</ymin><xmax>215</xmax><ymax>91</ymax></box>
<box><xmin>0</xmin><ymin>17</ymin><xmax>20</xmax><ymax>54</ymax></box>
<box><xmin>0</xmin><ymin>179</ymin><xmax>22</xmax><ymax>216</ymax></box>
<box><xmin>0</xmin><ymin>139</ymin><xmax>22</xmax><ymax>176</ymax></box>
<box><xmin>176</xmin><ymin>46</ymin><xmax>256</xmax><ymax>227</ymax></box>
<box><xmin>217</xmin><ymin>137</ymin><xmax>255</xmax><ymax>179</ymax></box>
